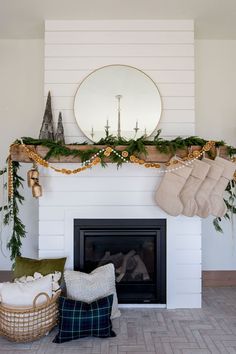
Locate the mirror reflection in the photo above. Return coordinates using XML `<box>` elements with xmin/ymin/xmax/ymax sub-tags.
<box><xmin>74</xmin><ymin>65</ymin><xmax>162</xmax><ymax>141</ymax></box>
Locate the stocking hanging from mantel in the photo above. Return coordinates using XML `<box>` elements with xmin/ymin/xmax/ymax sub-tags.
<box><xmin>155</xmin><ymin>161</ymin><xmax>192</xmax><ymax>216</ymax></box>
<box><xmin>196</xmin><ymin>158</ymin><xmax>224</xmax><ymax>218</ymax></box>
<box><xmin>179</xmin><ymin>159</ymin><xmax>210</xmax><ymax>217</ymax></box>
<box><xmin>209</xmin><ymin>156</ymin><xmax>236</xmax><ymax>217</ymax></box>
<box><xmin>155</xmin><ymin>156</ymin><xmax>235</xmax><ymax>218</ymax></box>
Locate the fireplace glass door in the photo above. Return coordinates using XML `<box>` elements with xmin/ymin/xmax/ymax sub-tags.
<box><xmin>74</xmin><ymin>219</ymin><xmax>166</xmax><ymax>304</ymax></box>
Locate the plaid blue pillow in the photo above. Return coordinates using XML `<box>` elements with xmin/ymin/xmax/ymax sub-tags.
<box><xmin>53</xmin><ymin>294</ymin><xmax>116</xmax><ymax>343</ymax></box>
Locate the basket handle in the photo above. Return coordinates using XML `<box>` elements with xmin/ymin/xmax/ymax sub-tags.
<box><xmin>33</xmin><ymin>292</ymin><xmax>50</xmax><ymax>308</ymax></box>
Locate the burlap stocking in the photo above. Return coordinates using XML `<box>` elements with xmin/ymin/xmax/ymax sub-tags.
<box><xmin>180</xmin><ymin>159</ymin><xmax>210</xmax><ymax>217</ymax></box>
<box><xmin>155</xmin><ymin>162</ymin><xmax>192</xmax><ymax>216</ymax></box>
<box><xmin>196</xmin><ymin>158</ymin><xmax>224</xmax><ymax>218</ymax></box>
<box><xmin>210</xmin><ymin>157</ymin><xmax>236</xmax><ymax>217</ymax></box>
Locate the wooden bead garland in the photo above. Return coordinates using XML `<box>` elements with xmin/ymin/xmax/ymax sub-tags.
<box><xmin>7</xmin><ymin>156</ymin><xmax>14</xmax><ymax>201</ymax></box>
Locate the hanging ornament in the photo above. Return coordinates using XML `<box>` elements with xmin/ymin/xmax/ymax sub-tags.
<box><xmin>26</xmin><ymin>163</ymin><xmax>42</xmax><ymax>198</ymax></box>
<box><xmin>122</xmin><ymin>151</ymin><xmax>129</xmax><ymax>158</ymax></box>
<box><xmin>27</xmin><ymin>164</ymin><xmax>39</xmax><ymax>187</ymax></box>
<box><xmin>32</xmin><ymin>181</ymin><xmax>42</xmax><ymax>198</ymax></box>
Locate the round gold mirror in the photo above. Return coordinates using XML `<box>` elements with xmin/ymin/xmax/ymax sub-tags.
<box><xmin>74</xmin><ymin>65</ymin><xmax>162</xmax><ymax>141</ymax></box>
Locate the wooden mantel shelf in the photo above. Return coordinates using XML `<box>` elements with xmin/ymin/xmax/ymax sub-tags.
<box><xmin>10</xmin><ymin>144</ymin><xmax>229</xmax><ymax>164</ymax></box>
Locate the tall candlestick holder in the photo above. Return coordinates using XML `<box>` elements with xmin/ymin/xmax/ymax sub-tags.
<box><xmin>134</xmin><ymin>120</ymin><xmax>140</xmax><ymax>136</ymax></box>
<box><xmin>115</xmin><ymin>95</ymin><xmax>122</xmax><ymax>138</ymax></box>
<box><xmin>90</xmin><ymin>127</ymin><xmax>94</xmax><ymax>139</ymax></box>
<box><xmin>104</xmin><ymin>119</ymin><xmax>110</xmax><ymax>137</ymax></box>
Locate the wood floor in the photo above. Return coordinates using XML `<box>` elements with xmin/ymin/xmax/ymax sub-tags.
<box><xmin>1</xmin><ymin>287</ymin><xmax>236</xmax><ymax>354</ymax></box>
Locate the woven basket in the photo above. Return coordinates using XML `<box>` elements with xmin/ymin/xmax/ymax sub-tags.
<box><xmin>0</xmin><ymin>291</ymin><xmax>60</xmax><ymax>342</ymax></box>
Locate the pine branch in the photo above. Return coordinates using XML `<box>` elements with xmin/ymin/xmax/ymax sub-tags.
<box><xmin>213</xmin><ymin>218</ymin><xmax>223</xmax><ymax>233</ymax></box>
<box><xmin>0</xmin><ymin>167</ymin><xmax>8</xmax><ymax>212</ymax></box>
<box><xmin>1</xmin><ymin>161</ymin><xmax>27</xmax><ymax>263</ymax></box>
<box><xmin>0</xmin><ymin>167</ymin><xmax>7</xmax><ymax>176</ymax></box>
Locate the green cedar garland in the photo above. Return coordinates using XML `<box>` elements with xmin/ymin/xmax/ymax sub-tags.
<box><xmin>19</xmin><ymin>134</ymin><xmax>236</xmax><ymax>158</ymax></box>
<box><xmin>6</xmin><ymin>161</ymin><xmax>26</xmax><ymax>260</ymax></box>
<box><xmin>0</xmin><ymin>161</ymin><xmax>26</xmax><ymax>262</ymax></box>
<box><xmin>0</xmin><ymin>134</ymin><xmax>235</xmax><ymax>263</ymax></box>
<box><xmin>0</xmin><ymin>167</ymin><xmax>6</xmax><ymax>177</ymax></box>
<box><xmin>0</xmin><ymin>167</ymin><xmax>7</xmax><ymax>213</ymax></box>
<box><xmin>213</xmin><ymin>179</ymin><xmax>236</xmax><ymax>233</ymax></box>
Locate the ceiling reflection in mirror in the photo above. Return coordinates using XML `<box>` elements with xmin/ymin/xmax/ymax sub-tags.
<box><xmin>74</xmin><ymin>65</ymin><xmax>162</xmax><ymax>141</ymax></box>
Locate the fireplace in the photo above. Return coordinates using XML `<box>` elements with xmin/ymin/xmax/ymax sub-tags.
<box><xmin>74</xmin><ymin>219</ymin><xmax>166</xmax><ymax>304</ymax></box>
<box><xmin>39</xmin><ymin>20</ymin><xmax>200</xmax><ymax>309</ymax></box>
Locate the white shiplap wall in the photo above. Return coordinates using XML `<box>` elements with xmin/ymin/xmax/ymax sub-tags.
<box><xmin>44</xmin><ymin>20</ymin><xmax>195</xmax><ymax>142</ymax></box>
<box><xmin>40</xmin><ymin>20</ymin><xmax>201</xmax><ymax>309</ymax></box>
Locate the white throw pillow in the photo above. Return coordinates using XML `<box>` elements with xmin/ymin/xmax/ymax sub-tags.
<box><xmin>64</xmin><ymin>263</ymin><xmax>120</xmax><ymax>319</ymax></box>
<box><xmin>15</xmin><ymin>271</ymin><xmax>61</xmax><ymax>294</ymax></box>
<box><xmin>0</xmin><ymin>274</ymin><xmax>53</xmax><ymax>307</ymax></box>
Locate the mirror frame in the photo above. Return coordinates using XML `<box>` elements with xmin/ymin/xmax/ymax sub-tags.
<box><xmin>73</xmin><ymin>64</ymin><xmax>163</xmax><ymax>141</ymax></box>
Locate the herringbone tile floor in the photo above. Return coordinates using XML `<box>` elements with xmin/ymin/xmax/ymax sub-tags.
<box><xmin>1</xmin><ymin>287</ymin><xmax>236</xmax><ymax>354</ymax></box>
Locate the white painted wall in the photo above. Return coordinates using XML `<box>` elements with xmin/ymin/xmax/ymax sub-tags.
<box><xmin>0</xmin><ymin>36</ymin><xmax>235</xmax><ymax>272</ymax></box>
<box><xmin>195</xmin><ymin>40</ymin><xmax>236</xmax><ymax>146</ymax></box>
<box><xmin>195</xmin><ymin>40</ymin><xmax>236</xmax><ymax>270</ymax></box>
<box><xmin>0</xmin><ymin>39</ymin><xmax>44</xmax><ymax>269</ymax></box>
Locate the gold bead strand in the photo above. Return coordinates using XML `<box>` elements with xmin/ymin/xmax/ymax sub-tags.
<box><xmin>7</xmin><ymin>156</ymin><xmax>14</xmax><ymax>203</ymax></box>
<box><xmin>21</xmin><ymin>143</ymin><xmax>49</xmax><ymax>168</ymax></box>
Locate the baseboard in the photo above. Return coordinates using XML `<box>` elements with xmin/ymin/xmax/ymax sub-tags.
<box><xmin>203</xmin><ymin>271</ymin><xmax>236</xmax><ymax>287</ymax></box>
<box><xmin>0</xmin><ymin>271</ymin><xmax>13</xmax><ymax>282</ymax></box>
<box><xmin>1</xmin><ymin>270</ymin><xmax>236</xmax><ymax>287</ymax></box>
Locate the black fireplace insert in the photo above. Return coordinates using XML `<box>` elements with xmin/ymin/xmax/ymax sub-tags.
<box><xmin>74</xmin><ymin>219</ymin><xmax>166</xmax><ymax>304</ymax></box>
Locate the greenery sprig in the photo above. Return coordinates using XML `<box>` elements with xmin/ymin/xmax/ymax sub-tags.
<box><xmin>213</xmin><ymin>179</ymin><xmax>236</xmax><ymax>233</ymax></box>
<box><xmin>0</xmin><ymin>167</ymin><xmax>7</xmax><ymax>213</ymax></box>
<box><xmin>20</xmin><ymin>134</ymin><xmax>227</xmax><ymax>156</ymax></box>
<box><xmin>0</xmin><ymin>162</ymin><xmax>26</xmax><ymax>263</ymax></box>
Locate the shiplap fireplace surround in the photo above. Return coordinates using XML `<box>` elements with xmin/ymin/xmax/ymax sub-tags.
<box><xmin>39</xmin><ymin>20</ymin><xmax>200</xmax><ymax>309</ymax></box>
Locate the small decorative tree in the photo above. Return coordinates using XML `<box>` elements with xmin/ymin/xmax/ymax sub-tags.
<box><xmin>39</xmin><ymin>91</ymin><xmax>55</xmax><ymax>140</ymax></box>
<box><xmin>55</xmin><ymin>112</ymin><xmax>65</xmax><ymax>144</ymax></box>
